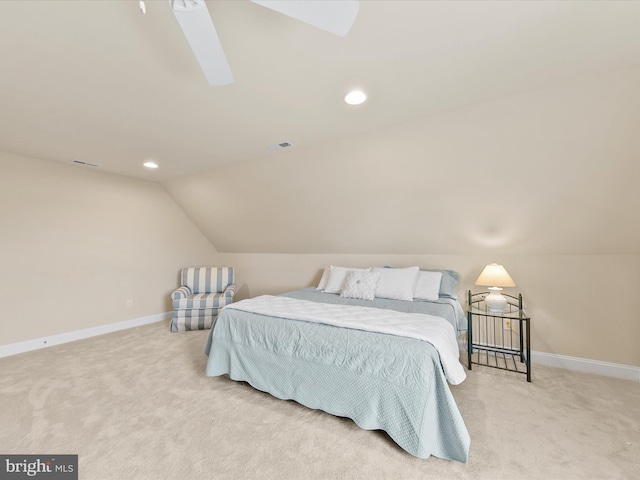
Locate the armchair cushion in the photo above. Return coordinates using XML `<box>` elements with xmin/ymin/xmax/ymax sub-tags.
<box><xmin>173</xmin><ymin>292</ymin><xmax>234</xmax><ymax>310</ymax></box>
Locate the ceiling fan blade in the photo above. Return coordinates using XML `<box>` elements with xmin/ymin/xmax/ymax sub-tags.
<box><xmin>170</xmin><ymin>0</ymin><xmax>234</xmax><ymax>86</ymax></box>
<box><xmin>250</xmin><ymin>0</ymin><xmax>359</xmax><ymax>37</ymax></box>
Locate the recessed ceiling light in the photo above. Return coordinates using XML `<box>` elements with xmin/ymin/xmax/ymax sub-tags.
<box><xmin>344</xmin><ymin>90</ymin><xmax>367</xmax><ymax>105</ymax></box>
<box><xmin>143</xmin><ymin>161</ymin><xmax>159</xmax><ymax>169</ymax></box>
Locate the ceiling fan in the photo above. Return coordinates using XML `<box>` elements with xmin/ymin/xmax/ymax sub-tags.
<box><xmin>169</xmin><ymin>0</ymin><xmax>360</xmax><ymax>86</ymax></box>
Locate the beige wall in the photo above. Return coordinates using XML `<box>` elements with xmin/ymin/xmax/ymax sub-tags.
<box><xmin>0</xmin><ymin>152</ymin><xmax>219</xmax><ymax>346</ymax></box>
<box><xmin>3</xmin><ymin>67</ymin><xmax>638</xmax><ymax>370</ymax></box>
<box><xmin>164</xmin><ymin>66</ymin><xmax>640</xmax><ymax>256</ymax></box>
<box><xmin>220</xmin><ymin>253</ymin><xmax>640</xmax><ymax>367</ymax></box>
<box><xmin>164</xmin><ymin>67</ymin><xmax>640</xmax><ymax>368</ymax></box>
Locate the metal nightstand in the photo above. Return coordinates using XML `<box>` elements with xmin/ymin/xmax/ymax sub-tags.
<box><xmin>467</xmin><ymin>290</ymin><xmax>531</xmax><ymax>382</ymax></box>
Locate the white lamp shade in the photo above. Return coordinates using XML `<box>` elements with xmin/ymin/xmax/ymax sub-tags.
<box><xmin>475</xmin><ymin>263</ymin><xmax>516</xmax><ymax>288</ymax></box>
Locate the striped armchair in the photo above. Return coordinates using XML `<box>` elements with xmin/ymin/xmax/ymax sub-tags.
<box><xmin>170</xmin><ymin>267</ymin><xmax>236</xmax><ymax>332</ymax></box>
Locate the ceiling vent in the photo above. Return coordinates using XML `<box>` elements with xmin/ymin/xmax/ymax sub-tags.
<box><xmin>268</xmin><ymin>141</ymin><xmax>294</xmax><ymax>151</ymax></box>
<box><xmin>72</xmin><ymin>160</ymin><xmax>100</xmax><ymax>167</ymax></box>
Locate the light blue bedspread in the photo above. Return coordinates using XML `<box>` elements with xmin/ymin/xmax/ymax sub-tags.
<box><xmin>204</xmin><ymin>289</ymin><xmax>470</xmax><ymax>462</ymax></box>
<box><xmin>284</xmin><ymin>287</ymin><xmax>467</xmax><ymax>334</ymax></box>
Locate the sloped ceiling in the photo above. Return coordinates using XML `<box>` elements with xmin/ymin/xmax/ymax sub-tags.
<box><xmin>1</xmin><ymin>1</ymin><xmax>640</xmax><ymax>182</ymax></box>
<box><xmin>164</xmin><ymin>65</ymin><xmax>640</xmax><ymax>254</ymax></box>
<box><xmin>2</xmin><ymin>1</ymin><xmax>640</xmax><ymax>255</ymax></box>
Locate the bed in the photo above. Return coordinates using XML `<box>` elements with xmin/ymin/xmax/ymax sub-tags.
<box><xmin>204</xmin><ymin>268</ymin><xmax>470</xmax><ymax>463</ymax></box>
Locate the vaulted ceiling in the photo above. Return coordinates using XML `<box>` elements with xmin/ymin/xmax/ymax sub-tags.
<box><xmin>2</xmin><ymin>0</ymin><xmax>640</xmax><ymax>183</ymax></box>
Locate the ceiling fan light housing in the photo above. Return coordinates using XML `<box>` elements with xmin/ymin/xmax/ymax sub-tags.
<box><xmin>170</xmin><ymin>0</ymin><xmax>204</xmax><ymax>12</ymax></box>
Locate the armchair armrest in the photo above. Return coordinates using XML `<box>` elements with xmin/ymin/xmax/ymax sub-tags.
<box><xmin>171</xmin><ymin>286</ymin><xmax>192</xmax><ymax>301</ymax></box>
<box><xmin>222</xmin><ymin>283</ymin><xmax>236</xmax><ymax>300</ymax></box>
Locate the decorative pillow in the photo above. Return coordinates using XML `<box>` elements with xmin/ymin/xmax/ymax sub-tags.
<box><xmin>413</xmin><ymin>270</ymin><xmax>443</xmax><ymax>301</ymax></box>
<box><xmin>340</xmin><ymin>270</ymin><xmax>381</xmax><ymax>301</ymax></box>
<box><xmin>316</xmin><ymin>267</ymin><xmax>330</xmax><ymax>290</ymax></box>
<box><xmin>323</xmin><ymin>266</ymin><xmax>370</xmax><ymax>294</ymax></box>
<box><xmin>372</xmin><ymin>266</ymin><xmax>419</xmax><ymax>301</ymax></box>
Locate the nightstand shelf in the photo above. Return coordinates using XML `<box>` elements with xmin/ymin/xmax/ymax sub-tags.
<box><xmin>467</xmin><ymin>291</ymin><xmax>531</xmax><ymax>382</ymax></box>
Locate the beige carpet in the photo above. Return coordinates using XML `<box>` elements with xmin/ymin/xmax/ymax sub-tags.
<box><xmin>0</xmin><ymin>321</ymin><xmax>638</xmax><ymax>480</ymax></box>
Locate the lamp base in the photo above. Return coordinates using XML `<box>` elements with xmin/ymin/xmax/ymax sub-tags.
<box><xmin>485</xmin><ymin>288</ymin><xmax>507</xmax><ymax>314</ymax></box>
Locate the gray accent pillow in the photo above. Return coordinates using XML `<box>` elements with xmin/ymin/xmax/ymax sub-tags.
<box><xmin>424</xmin><ymin>269</ymin><xmax>460</xmax><ymax>299</ymax></box>
<box><xmin>383</xmin><ymin>266</ymin><xmax>460</xmax><ymax>299</ymax></box>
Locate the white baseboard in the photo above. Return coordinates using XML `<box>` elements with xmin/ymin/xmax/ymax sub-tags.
<box><xmin>532</xmin><ymin>350</ymin><xmax>640</xmax><ymax>382</ymax></box>
<box><xmin>0</xmin><ymin>312</ymin><xmax>171</xmax><ymax>359</ymax></box>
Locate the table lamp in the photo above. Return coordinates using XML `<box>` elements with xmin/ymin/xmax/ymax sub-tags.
<box><xmin>475</xmin><ymin>263</ymin><xmax>516</xmax><ymax>313</ymax></box>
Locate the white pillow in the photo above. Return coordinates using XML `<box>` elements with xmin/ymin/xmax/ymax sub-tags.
<box><xmin>340</xmin><ymin>270</ymin><xmax>381</xmax><ymax>301</ymax></box>
<box><xmin>323</xmin><ymin>266</ymin><xmax>369</xmax><ymax>294</ymax></box>
<box><xmin>372</xmin><ymin>266</ymin><xmax>419</xmax><ymax>301</ymax></box>
<box><xmin>413</xmin><ymin>270</ymin><xmax>443</xmax><ymax>301</ymax></box>
<box><xmin>316</xmin><ymin>267</ymin><xmax>330</xmax><ymax>290</ymax></box>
